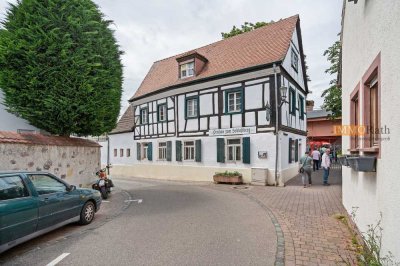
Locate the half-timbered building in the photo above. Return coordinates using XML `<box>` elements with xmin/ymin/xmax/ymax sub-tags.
<box><xmin>108</xmin><ymin>15</ymin><xmax>308</xmax><ymax>185</ymax></box>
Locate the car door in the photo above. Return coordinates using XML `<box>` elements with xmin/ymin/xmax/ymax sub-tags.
<box><xmin>27</xmin><ymin>174</ymin><xmax>80</xmax><ymax>231</ymax></box>
<box><xmin>0</xmin><ymin>174</ymin><xmax>39</xmax><ymax>247</ymax></box>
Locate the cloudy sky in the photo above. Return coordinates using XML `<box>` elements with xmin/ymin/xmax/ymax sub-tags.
<box><xmin>0</xmin><ymin>0</ymin><xmax>342</xmax><ymax>115</ymax></box>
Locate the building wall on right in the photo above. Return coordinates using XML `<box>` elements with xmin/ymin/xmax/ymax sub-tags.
<box><xmin>341</xmin><ymin>0</ymin><xmax>400</xmax><ymax>260</ymax></box>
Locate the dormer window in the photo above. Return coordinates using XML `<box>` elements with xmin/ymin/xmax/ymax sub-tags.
<box><xmin>180</xmin><ymin>61</ymin><xmax>194</xmax><ymax>78</ymax></box>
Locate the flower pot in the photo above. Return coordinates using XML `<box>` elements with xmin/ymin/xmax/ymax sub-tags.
<box><xmin>213</xmin><ymin>175</ymin><xmax>243</xmax><ymax>185</ymax></box>
<box><xmin>357</xmin><ymin>156</ymin><xmax>377</xmax><ymax>172</ymax></box>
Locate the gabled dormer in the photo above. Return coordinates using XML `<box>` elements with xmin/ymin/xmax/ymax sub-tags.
<box><xmin>176</xmin><ymin>52</ymin><xmax>208</xmax><ymax>79</ymax></box>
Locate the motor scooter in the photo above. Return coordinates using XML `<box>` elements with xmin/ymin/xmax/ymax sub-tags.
<box><xmin>92</xmin><ymin>168</ymin><xmax>114</xmax><ymax>199</ymax></box>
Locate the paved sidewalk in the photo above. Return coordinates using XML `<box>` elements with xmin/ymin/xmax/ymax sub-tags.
<box><xmin>239</xmin><ymin>167</ymin><xmax>357</xmax><ymax>265</ymax></box>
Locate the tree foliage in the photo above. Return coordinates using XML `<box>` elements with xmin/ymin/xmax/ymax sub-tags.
<box><xmin>222</xmin><ymin>21</ymin><xmax>311</xmax><ymax>82</ymax></box>
<box><xmin>221</xmin><ymin>21</ymin><xmax>271</xmax><ymax>39</ymax></box>
<box><xmin>321</xmin><ymin>40</ymin><xmax>342</xmax><ymax>119</ymax></box>
<box><xmin>0</xmin><ymin>0</ymin><xmax>123</xmax><ymax>136</ymax></box>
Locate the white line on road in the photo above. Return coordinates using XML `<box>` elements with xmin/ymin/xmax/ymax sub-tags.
<box><xmin>46</xmin><ymin>253</ymin><xmax>70</xmax><ymax>266</ymax></box>
<box><xmin>102</xmin><ymin>200</ymin><xmax>110</xmax><ymax>202</ymax></box>
<box><xmin>125</xmin><ymin>199</ymin><xmax>143</xmax><ymax>203</ymax></box>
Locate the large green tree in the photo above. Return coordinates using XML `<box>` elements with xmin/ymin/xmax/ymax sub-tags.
<box><xmin>0</xmin><ymin>0</ymin><xmax>123</xmax><ymax>136</ymax></box>
<box><xmin>222</xmin><ymin>21</ymin><xmax>311</xmax><ymax>82</ymax></box>
<box><xmin>321</xmin><ymin>40</ymin><xmax>341</xmax><ymax>118</ymax></box>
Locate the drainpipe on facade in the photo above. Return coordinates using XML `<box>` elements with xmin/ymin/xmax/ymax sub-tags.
<box><xmin>274</xmin><ymin>64</ymin><xmax>280</xmax><ymax>186</ymax></box>
<box><xmin>107</xmin><ymin>135</ymin><xmax>110</xmax><ymax>175</ymax></box>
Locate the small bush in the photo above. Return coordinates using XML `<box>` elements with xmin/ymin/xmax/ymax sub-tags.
<box><xmin>214</xmin><ymin>171</ymin><xmax>242</xmax><ymax>177</ymax></box>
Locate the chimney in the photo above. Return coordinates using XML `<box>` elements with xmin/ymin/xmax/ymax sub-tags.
<box><xmin>306</xmin><ymin>100</ymin><xmax>314</xmax><ymax>112</ymax></box>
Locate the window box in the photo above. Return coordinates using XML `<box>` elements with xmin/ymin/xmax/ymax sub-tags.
<box><xmin>346</xmin><ymin>156</ymin><xmax>377</xmax><ymax>172</ymax></box>
<box><xmin>213</xmin><ymin>171</ymin><xmax>243</xmax><ymax>185</ymax></box>
<box><xmin>338</xmin><ymin>154</ymin><xmax>358</xmax><ymax>167</ymax></box>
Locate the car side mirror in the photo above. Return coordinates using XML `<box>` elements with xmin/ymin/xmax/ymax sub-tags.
<box><xmin>67</xmin><ymin>185</ymin><xmax>76</xmax><ymax>192</ymax></box>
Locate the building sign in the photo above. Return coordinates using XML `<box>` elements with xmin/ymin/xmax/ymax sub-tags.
<box><xmin>208</xmin><ymin>127</ymin><xmax>256</xmax><ymax>136</ymax></box>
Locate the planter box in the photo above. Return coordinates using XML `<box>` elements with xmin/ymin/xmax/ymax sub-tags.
<box><xmin>339</xmin><ymin>154</ymin><xmax>359</xmax><ymax>167</ymax></box>
<box><xmin>347</xmin><ymin>157</ymin><xmax>359</xmax><ymax>171</ymax></box>
<box><xmin>346</xmin><ymin>156</ymin><xmax>377</xmax><ymax>172</ymax></box>
<box><xmin>213</xmin><ymin>175</ymin><xmax>243</xmax><ymax>185</ymax></box>
<box><xmin>337</xmin><ymin>156</ymin><xmax>347</xmax><ymax>166</ymax></box>
<box><xmin>357</xmin><ymin>156</ymin><xmax>377</xmax><ymax>172</ymax></box>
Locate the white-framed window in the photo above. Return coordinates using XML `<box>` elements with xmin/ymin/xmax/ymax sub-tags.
<box><xmin>226</xmin><ymin>138</ymin><xmax>242</xmax><ymax>162</ymax></box>
<box><xmin>183</xmin><ymin>141</ymin><xmax>195</xmax><ymax>161</ymax></box>
<box><xmin>127</xmin><ymin>148</ymin><xmax>131</xmax><ymax>157</ymax></box>
<box><xmin>114</xmin><ymin>149</ymin><xmax>117</xmax><ymax>157</ymax></box>
<box><xmin>140</xmin><ymin>108</ymin><xmax>148</xmax><ymax>124</ymax></box>
<box><xmin>158</xmin><ymin>104</ymin><xmax>167</xmax><ymax>122</ymax></box>
<box><xmin>291</xmin><ymin>49</ymin><xmax>298</xmax><ymax>72</ymax></box>
<box><xmin>186</xmin><ymin>97</ymin><xmax>198</xmax><ymax>118</ymax></box>
<box><xmin>120</xmin><ymin>149</ymin><xmax>124</xmax><ymax>157</ymax></box>
<box><xmin>227</xmin><ymin>91</ymin><xmax>242</xmax><ymax>113</ymax></box>
<box><xmin>142</xmin><ymin>143</ymin><xmax>149</xmax><ymax>160</ymax></box>
<box><xmin>290</xmin><ymin>140</ymin><xmax>296</xmax><ymax>163</ymax></box>
<box><xmin>180</xmin><ymin>62</ymin><xmax>194</xmax><ymax>78</ymax></box>
<box><xmin>158</xmin><ymin>142</ymin><xmax>167</xmax><ymax>160</ymax></box>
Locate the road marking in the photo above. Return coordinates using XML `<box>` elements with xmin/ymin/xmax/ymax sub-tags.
<box><xmin>102</xmin><ymin>200</ymin><xmax>110</xmax><ymax>203</ymax></box>
<box><xmin>125</xmin><ymin>199</ymin><xmax>143</xmax><ymax>203</ymax></box>
<box><xmin>46</xmin><ymin>253</ymin><xmax>70</xmax><ymax>266</ymax></box>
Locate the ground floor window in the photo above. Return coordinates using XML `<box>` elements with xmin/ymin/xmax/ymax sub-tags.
<box><xmin>127</xmin><ymin>148</ymin><xmax>131</xmax><ymax>157</ymax></box>
<box><xmin>158</xmin><ymin>142</ymin><xmax>167</xmax><ymax>160</ymax></box>
<box><xmin>227</xmin><ymin>138</ymin><xmax>241</xmax><ymax>162</ymax></box>
<box><xmin>184</xmin><ymin>141</ymin><xmax>195</xmax><ymax>161</ymax></box>
<box><xmin>142</xmin><ymin>143</ymin><xmax>149</xmax><ymax>160</ymax></box>
<box><xmin>120</xmin><ymin>149</ymin><xmax>124</xmax><ymax>157</ymax></box>
<box><xmin>114</xmin><ymin>149</ymin><xmax>117</xmax><ymax>157</ymax></box>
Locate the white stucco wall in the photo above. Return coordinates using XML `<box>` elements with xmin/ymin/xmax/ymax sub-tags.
<box><xmin>108</xmin><ymin>132</ymin><xmax>135</xmax><ymax>166</ymax></box>
<box><xmin>341</xmin><ymin>0</ymin><xmax>400</xmax><ymax>260</ymax></box>
<box><xmin>0</xmin><ymin>90</ymin><xmax>39</xmax><ymax>132</ymax></box>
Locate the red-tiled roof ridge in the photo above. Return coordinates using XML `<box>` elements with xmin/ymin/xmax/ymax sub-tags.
<box><xmin>153</xmin><ymin>15</ymin><xmax>299</xmax><ymax>64</ymax></box>
<box><xmin>0</xmin><ymin>131</ymin><xmax>101</xmax><ymax>147</ymax></box>
<box><xmin>130</xmin><ymin>14</ymin><xmax>300</xmax><ymax>101</ymax></box>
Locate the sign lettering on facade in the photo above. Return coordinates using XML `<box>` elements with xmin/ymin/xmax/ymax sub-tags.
<box><xmin>208</xmin><ymin>127</ymin><xmax>256</xmax><ymax>136</ymax></box>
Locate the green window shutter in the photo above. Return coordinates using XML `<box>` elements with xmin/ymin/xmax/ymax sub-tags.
<box><xmin>195</xmin><ymin>139</ymin><xmax>202</xmax><ymax>162</ymax></box>
<box><xmin>176</xmin><ymin>140</ymin><xmax>182</xmax><ymax>161</ymax></box>
<box><xmin>242</xmin><ymin>137</ymin><xmax>251</xmax><ymax>164</ymax></box>
<box><xmin>137</xmin><ymin>143</ymin><xmax>141</xmax><ymax>161</ymax></box>
<box><xmin>166</xmin><ymin>141</ymin><xmax>172</xmax><ymax>161</ymax></box>
<box><xmin>288</xmin><ymin>138</ymin><xmax>292</xmax><ymax>163</ymax></box>
<box><xmin>147</xmin><ymin>142</ymin><xmax>153</xmax><ymax>161</ymax></box>
<box><xmin>216</xmin><ymin>138</ymin><xmax>225</xmax><ymax>163</ymax></box>
<box><xmin>295</xmin><ymin>139</ymin><xmax>299</xmax><ymax>162</ymax></box>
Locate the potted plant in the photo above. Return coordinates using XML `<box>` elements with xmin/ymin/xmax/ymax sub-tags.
<box><xmin>213</xmin><ymin>171</ymin><xmax>243</xmax><ymax>185</ymax></box>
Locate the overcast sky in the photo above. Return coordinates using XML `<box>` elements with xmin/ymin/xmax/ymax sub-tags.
<box><xmin>0</xmin><ymin>0</ymin><xmax>342</xmax><ymax>115</ymax></box>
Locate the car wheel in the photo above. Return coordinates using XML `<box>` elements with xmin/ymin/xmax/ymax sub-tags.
<box><xmin>79</xmin><ymin>201</ymin><xmax>95</xmax><ymax>225</ymax></box>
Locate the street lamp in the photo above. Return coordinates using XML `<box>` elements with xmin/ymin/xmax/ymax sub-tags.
<box><xmin>279</xmin><ymin>86</ymin><xmax>288</xmax><ymax>107</ymax></box>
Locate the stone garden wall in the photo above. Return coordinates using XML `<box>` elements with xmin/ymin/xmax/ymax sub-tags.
<box><xmin>0</xmin><ymin>132</ymin><xmax>101</xmax><ymax>186</ymax></box>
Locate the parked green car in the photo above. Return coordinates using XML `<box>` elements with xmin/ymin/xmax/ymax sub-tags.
<box><xmin>0</xmin><ymin>171</ymin><xmax>102</xmax><ymax>253</ymax></box>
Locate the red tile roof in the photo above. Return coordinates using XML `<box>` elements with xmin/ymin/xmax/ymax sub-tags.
<box><xmin>131</xmin><ymin>15</ymin><xmax>299</xmax><ymax>100</ymax></box>
<box><xmin>0</xmin><ymin>131</ymin><xmax>101</xmax><ymax>147</ymax></box>
<box><xmin>109</xmin><ymin>105</ymin><xmax>134</xmax><ymax>134</ymax></box>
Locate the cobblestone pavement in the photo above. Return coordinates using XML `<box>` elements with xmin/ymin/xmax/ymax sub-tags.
<box><xmin>238</xmin><ymin>167</ymin><xmax>358</xmax><ymax>265</ymax></box>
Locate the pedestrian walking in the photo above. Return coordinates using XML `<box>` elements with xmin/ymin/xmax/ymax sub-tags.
<box><xmin>311</xmin><ymin>148</ymin><xmax>320</xmax><ymax>171</ymax></box>
<box><xmin>299</xmin><ymin>151</ymin><xmax>313</xmax><ymax>188</ymax></box>
<box><xmin>321</xmin><ymin>148</ymin><xmax>331</xmax><ymax>186</ymax></box>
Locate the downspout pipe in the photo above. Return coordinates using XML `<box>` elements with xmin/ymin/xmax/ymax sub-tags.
<box><xmin>274</xmin><ymin>64</ymin><xmax>280</xmax><ymax>186</ymax></box>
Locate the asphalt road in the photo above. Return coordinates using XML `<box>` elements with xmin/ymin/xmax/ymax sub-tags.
<box><xmin>0</xmin><ymin>178</ymin><xmax>277</xmax><ymax>266</ymax></box>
